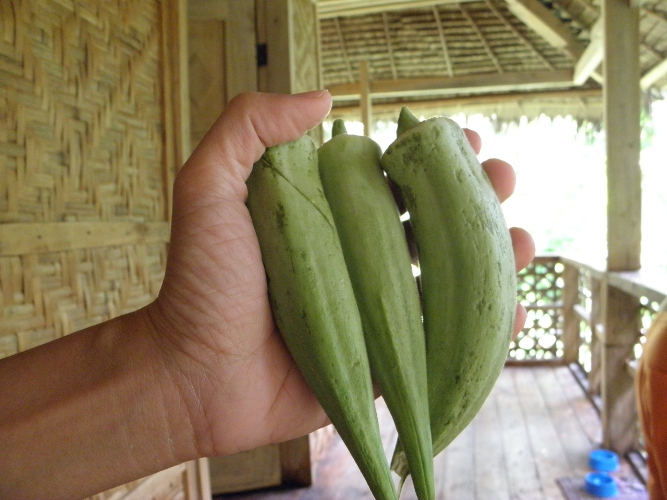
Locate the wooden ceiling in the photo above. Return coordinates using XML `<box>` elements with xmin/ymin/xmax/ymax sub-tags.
<box><xmin>314</xmin><ymin>0</ymin><xmax>667</xmax><ymax>117</ymax></box>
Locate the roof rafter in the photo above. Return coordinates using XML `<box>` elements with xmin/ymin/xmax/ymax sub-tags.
<box><xmin>460</xmin><ymin>4</ymin><xmax>504</xmax><ymax>73</ymax></box>
<box><xmin>504</xmin><ymin>0</ymin><xmax>584</xmax><ymax>59</ymax></box>
<box><xmin>484</xmin><ymin>0</ymin><xmax>554</xmax><ymax>70</ymax></box>
<box><xmin>641</xmin><ymin>57</ymin><xmax>667</xmax><ymax>89</ymax></box>
<box><xmin>573</xmin><ymin>17</ymin><xmax>602</xmax><ymax>85</ymax></box>
<box><xmin>333</xmin><ymin>16</ymin><xmax>355</xmax><ymax>83</ymax></box>
<box><xmin>641</xmin><ymin>5</ymin><xmax>667</xmax><ymax>26</ymax></box>
<box><xmin>432</xmin><ymin>6</ymin><xmax>454</xmax><ymax>77</ymax></box>
<box><xmin>381</xmin><ymin>12</ymin><xmax>398</xmax><ymax>80</ymax></box>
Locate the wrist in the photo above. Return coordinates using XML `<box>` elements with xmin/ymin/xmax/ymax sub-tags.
<box><xmin>130</xmin><ymin>305</ymin><xmax>205</xmax><ymax>461</ymax></box>
<box><xmin>142</xmin><ymin>299</ymin><xmax>217</xmax><ymax>459</ymax></box>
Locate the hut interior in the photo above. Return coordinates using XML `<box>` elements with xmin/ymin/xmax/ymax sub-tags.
<box><xmin>1</xmin><ymin>0</ymin><xmax>666</xmax><ymax>498</ymax></box>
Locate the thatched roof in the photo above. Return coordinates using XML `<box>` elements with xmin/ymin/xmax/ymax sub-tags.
<box><xmin>316</xmin><ymin>0</ymin><xmax>667</xmax><ymax>122</ymax></box>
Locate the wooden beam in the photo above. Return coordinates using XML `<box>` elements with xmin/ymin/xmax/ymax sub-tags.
<box><xmin>505</xmin><ymin>0</ymin><xmax>583</xmax><ymax>58</ymax></box>
<box><xmin>573</xmin><ymin>18</ymin><xmax>603</xmax><ymax>86</ymax></box>
<box><xmin>225</xmin><ymin>0</ymin><xmax>258</xmax><ymax>101</ymax></box>
<box><xmin>316</xmin><ymin>0</ymin><xmax>475</xmax><ymax>19</ymax></box>
<box><xmin>330</xmin><ymin>88</ymin><xmax>602</xmax><ymax>115</ymax></box>
<box><xmin>608</xmin><ymin>269</ymin><xmax>667</xmax><ymax>304</ymax></box>
<box><xmin>641</xmin><ymin>57</ymin><xmax>667</xmax><ymax>90</ymax></box>
<box><xmin>561</xmin><ymin>263</ymin><xmax>581</xmax><ymax>364</ymax></box>
<box><xmin>328</xmin><ymin>69</ymin><xmax>576</xmax><ymax>100</ymax></box>
<box><xmin>0</xmin><ymin>222</ymin><xmax>171</xmax><ymax>256</ymax></box>
<box><xmin>161</xmin><ymin>0</ymin><xmax>190</xmax><ymax>221</ymax></box>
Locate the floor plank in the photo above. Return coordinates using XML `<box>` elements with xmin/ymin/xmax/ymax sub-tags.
<box><xmin>217</xmin><ymin>365</ymin><xmax>622</xmax><ymax>500</ymax></box>
<box><xmin>494</xmin><ymin>368</ymin><xmax>545</xmax><ymax>500</ymax></box>
<box><xmin>472</xmin><ymin>393</ymin><xmax>510</xmax><ymax>500</ymax></box>
<box><xmin>440</xmin><ymin>415</ymin><xmax>475</xmax><ymax>499</ymax></box>
<box><xmin>553</xmin><ymin>366</ymin><xmax>603</xmax><ymax>445</ymax></box>
<box><xmin>512</xmin><ymin>367</ymin><xmax>572</xmax><ymax>499</ymax></box>
<box><xmin>533</xmin><ymin>366</ymin><xmax>595</xmax><ymax>474</ymax></box>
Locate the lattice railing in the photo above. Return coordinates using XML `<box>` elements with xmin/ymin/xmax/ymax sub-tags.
<box><xmin>510</xmin><ymin>256</ymin><xmax>564</xmax><ymax>362</ymax></box>
<box><xmin>574</xmin><ymin>265</ymin><xmax>600</xmax><ymax>375</ymax></box>
<box><xmin>509</xmin><ymin>253</ymin><xmax>667</xmax><ymax>461</ymax></box>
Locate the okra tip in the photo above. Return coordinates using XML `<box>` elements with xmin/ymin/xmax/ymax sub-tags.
<box><xmin>332</xmin><ymin>118</ymin><xmax>348</xmax><ymax>137</ymax></box>
<box><xmin>396</xmin><ymin>106</ymin><xmax>421</xmax><ymax>137</ymax></box>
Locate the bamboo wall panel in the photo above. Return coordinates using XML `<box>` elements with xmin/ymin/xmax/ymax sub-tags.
<box><xmin>0</xmin><ymin>0</ymin><xmax>167</xmax><ymax>224</ymax></box>
<box><xmin>0</xmin><ymin>0</ymin><xmax>172</xmax><ymax>356</ymax></box>
<box><xmin>0</xmin><ymin>0</ymin><xmax>205</xmax><ymax>497</ymax></box>
<box><xmin>0</xmin><ymin>243</ymin><xmax>167</xmax><ymax>356</ymax></box>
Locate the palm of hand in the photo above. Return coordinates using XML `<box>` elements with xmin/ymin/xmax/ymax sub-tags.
<box><xmin>145</xmin><ymin>93</ymin><xmax>333</xmax><ymax>458</ymax></box>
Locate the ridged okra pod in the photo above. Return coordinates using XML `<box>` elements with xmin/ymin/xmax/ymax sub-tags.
<box><xmin>246</xmin><ymin>135</ymin><xmax>396</xmax><ymax>500</ymax></box>
<box><xmin>381</xmin><ymin>107</ymin><xmax>516</xmax><ymax>479</ymax></box>
<box><xmin>318</xmin><ymin>120</ymin><xmax>434</xmax><ymax>500</ymax></box>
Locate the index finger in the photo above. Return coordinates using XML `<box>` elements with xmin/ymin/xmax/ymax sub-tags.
<box><xmin>463</xmin><ymin>128</ymin><xmax>482</xmax><ymax>155</ymax></box>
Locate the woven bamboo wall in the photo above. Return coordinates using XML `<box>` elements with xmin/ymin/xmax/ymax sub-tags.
<box><xmin>0</xmin><ymin>0</ymin><xmax>203</xmax><ymax>497</ymax></box>
<box><xmin>0</xmin><ymin>0</ymin><xmax>170</xmax><ymax>340</ymax></box>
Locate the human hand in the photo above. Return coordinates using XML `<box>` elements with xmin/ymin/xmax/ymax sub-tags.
<box><xmin>145</xmin><ymin>91</ymin><xmax>535</xmax><ymax>461</ymax></box>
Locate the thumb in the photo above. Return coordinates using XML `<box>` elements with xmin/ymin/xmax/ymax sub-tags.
<box><xmin>180</xmin><ymin>90</ymin><xmax>332</xmax><ymax>200</ymax></box>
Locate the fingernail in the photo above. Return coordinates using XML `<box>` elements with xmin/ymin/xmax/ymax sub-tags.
<box><xmin>296</xmin><ymin>89</ymin><xmax>330</xmax><ymax>98</ymax></box>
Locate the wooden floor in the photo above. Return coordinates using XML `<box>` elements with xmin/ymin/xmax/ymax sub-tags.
<box><xmin>218</xmin><ymin>365</ymin><xmax>635</xmax><ymax>500</ymax></box>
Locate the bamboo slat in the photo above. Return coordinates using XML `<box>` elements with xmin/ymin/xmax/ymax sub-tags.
<box><xmin>0</xmin><ymin>221</ymin><xmax>170</xmax><ymax>256</ymax></box>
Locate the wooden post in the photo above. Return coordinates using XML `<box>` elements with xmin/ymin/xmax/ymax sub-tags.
<box><xmin>561</xmin><ymin>263</ymin><xmax>580</xmax><ymax>364</ymax></box>
<box><xmin>601</xmin><ymin>0</ymin><xmax>642</xmax><ymax>455</ymax></box>
<box><xmin>603</xmin><ymin>0</ymin><xmax>641</xmax><ymax>272</ymax></box>
<box><xmin>259</xmin><ymin>0</ymin><xmax>321</xmax><ymax>95</ymax></box>
<box><xmin>601</xmin><ymin>283</ymin><xmax>641</xmax><ymax>454</ymax></box>
<box><xmin>258</xmin><ymin>0</ymin><xmax>322</xmax><ymax>143</ymax></box>
<box><xmin>359</xmin><ymin>60</ymin><xmax>372</xmax><ymax>136</ymax></box>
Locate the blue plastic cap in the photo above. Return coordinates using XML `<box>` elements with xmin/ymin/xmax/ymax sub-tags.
<box><xmin>589</xmin><ymin>449</ymin><xmax>620</xmax><ymax>472</ymax></box>
<box><xmin>585</xmin><ymin>472</ymin><xmax>619</xmax><ymax>498</ymax></box>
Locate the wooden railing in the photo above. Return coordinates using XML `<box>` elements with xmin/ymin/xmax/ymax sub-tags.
<box><xmin>513</xmin><ymin>255</ymin><xmax>667</xmax><ymax>456</ymax></box>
